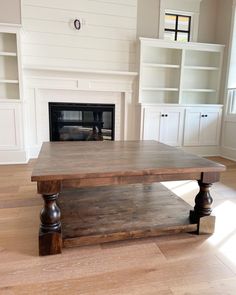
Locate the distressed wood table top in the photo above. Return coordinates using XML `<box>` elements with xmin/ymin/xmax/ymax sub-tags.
<box><xmin>31</xmin><ymin>141</ymin><xmax>225</xmax><ymax>182</ymax></box>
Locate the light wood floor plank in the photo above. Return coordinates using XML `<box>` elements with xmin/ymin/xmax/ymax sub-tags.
<box><xmin>0</xmin><ymin>157</ymin><xmax>235</xmax><ymax>294</ymax></box>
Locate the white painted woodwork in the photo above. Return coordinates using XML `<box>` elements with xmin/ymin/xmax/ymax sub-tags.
<box><xmin>143</xmin><ymin>108</ymin><xmax>161</xmax><ymax>141</ymax></box>
<box><xmin>21</xmin><ymin>0</ymin><xmax>137</xmax><ymax>71</ymax></box>
<box><xmin>159</xmin><ymin>0</ymin><xmax>202</xmax><ymax>42</ymax></box>
<box><xmin>221</xmin><ymin>3</ymin><xmax>236</xmax><ymax>161</ymax></box>
<box><xmin>0</xmin><ymin>24</ymin><xmax>26</xmax><ymax>164</ymax></box>
<box><xmin>159</xmin><ymin>108</ymin><xmax>184</xmax><ymax>146</ymax></box>
<box><xmin>0</xmin><ymin>101</ymin><xmax>27</xmax><ymax>164</ymax></box>
<box><xmin>183</xmin><ymin>107</ymin><xmax>222</xmax><ymax>146</ymax></box>
<box><xmin>142</xmin><ymin>106</ymin><xmax>184</xmax><ymax>147</ymax></box>
<box><xmin>0</xmin><ymin>26</ymin><xmax>22</xmax><ymax>101</ymax></box>
<box><xmin>23</xmin><ymin>67</ymin><xmax>137</xmax><ymax>158</ymax></box>
<box><xmin>139</xmin><ymin>38</ymin><xmax>224</xmax><ymax>105</ymax></box>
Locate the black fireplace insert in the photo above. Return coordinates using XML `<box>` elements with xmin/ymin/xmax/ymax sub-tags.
<box><xmin>49</xmin><ymin>102</ymin><xmax>115</xmax><ymax>141</ymax></box>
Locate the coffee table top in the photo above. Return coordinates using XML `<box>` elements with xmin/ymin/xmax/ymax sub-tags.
<box><xmin>31</xmin><ymin>141</ymin><xmax>225</xmax><ymax>182</ymax></box>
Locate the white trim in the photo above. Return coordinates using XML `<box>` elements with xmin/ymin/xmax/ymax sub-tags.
<box><xmin>221</xmin><ymin>146</ymin><xmax>236</xmax><ymax>161</ymax></box>
<box><xmin>159</xmin><ymin>0</ymin><xmax>202</xmax><ymax>41</ymax></box>
<box><xmin>23</xmin><ymin>66</ymin><xmax>138</xmax><ymax>78</ymax></box>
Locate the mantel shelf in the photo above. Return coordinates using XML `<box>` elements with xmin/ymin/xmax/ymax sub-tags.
<box><xmin>23</xmin><ymin>65</ymin><xmax>138</xmax><ymax>78</ymax></box>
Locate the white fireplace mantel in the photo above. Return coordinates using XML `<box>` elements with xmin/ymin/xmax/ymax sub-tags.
<box><xmin>23</xmin><ymin>66</ymin><xmax>138</xmax><ymax>160</ymax></box>
<box><xmin>23</xmin><ymin>66</ymin><xmax>138</xmax><ymax>93</ymax></box>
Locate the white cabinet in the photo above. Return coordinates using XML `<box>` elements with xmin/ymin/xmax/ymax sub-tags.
<box><xmin>139</xmin><ymin>38</ymin><xmax>224</xmax><ymax>105</ymax></box>
<box><xmin>0</xmin><ymin>24</ymin><xmax>26</xmax><ymax>164</ymax></box>
<box><xmin>142</xmin><ymin>106</ymin><xmax>184</xmax><ymax>146</ymax></box>
<box><xmin>0</xmin><ymin>102</ymin><xmax>22</xmax><ymax>150</ymax></box>
<box><xmin>0</xmin><ymin>26</ymin><xmax>22</xmax><ymax>101</ymax></box>
<box><xmin>184</xmin><ymin>107</ymin><xmax>222</xmax><ymax>146</ymax></box>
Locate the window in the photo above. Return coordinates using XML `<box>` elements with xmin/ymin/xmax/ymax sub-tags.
<box><xmin>164</xmin><ymin>13</ymin><xmax>191</xmax><ymax>42</ymax></box>
<box><xmin>227</xmin><ymin>89</ymin><xmax>236</xmax><ymax>115</ymax></box>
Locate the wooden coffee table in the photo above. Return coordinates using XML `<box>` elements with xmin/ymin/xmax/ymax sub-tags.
<box><xmin>31</xmin><ymin>141</ymin><xmax>226</xmax><ymax>256</ymax></box>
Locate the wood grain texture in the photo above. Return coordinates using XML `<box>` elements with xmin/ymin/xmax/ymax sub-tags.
<box><xmin>31</xmin><ymin>141</ymin><xmax>225</xmax><ymax>182</ymax></box>
<box><xmin>0</xmin><ymin>157</ymin><xmax>236</xmax><ymax>293</ymax></box>
<box><xmin>58</xmin><ymin>183</ymin><xmax>197</xmax><ymax>247</ymax></box>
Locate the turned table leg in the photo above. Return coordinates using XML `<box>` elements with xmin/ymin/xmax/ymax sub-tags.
<box><xmin>191</xmin><ymin>181</ymin><xmax>213</xmax><ymax>221</ymax></box>
<box><xmin>37</xmin><ymin>181</ymin><xmax>62</xmax><ymax>256</ymax></box>
<box><xmin>190</xmin><ymin>172</ymin><xmax>219</xmax><ymax>234</ymax></box>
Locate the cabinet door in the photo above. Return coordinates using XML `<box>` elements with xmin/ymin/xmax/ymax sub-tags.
<box><xmin>0</xmin><ymin>103</ymin><xmax>22</xmax><ymax>150</ymax></box>
<box><xmin>142</xmin><ymin>108</ymin><xmax>161</xmax><ymax>140</ymax></box>
<box><xmin>184</xmin><ymin>109</ymin><xmax>202</xmax><ymax>146</ymax></box>
<box><xmin>159</xmin><ymin>108</ymin><xmax>184</xmax><ymax>146</ymax></box>
<box><xmin>200</xmin><ymin>110</ymin><xmax>221</xmax><ymax>146</ymax></box>
<box><xmin>184</xmin><ymin>108</ymin><xmax>222</xmax><ymax>146</ymax></box>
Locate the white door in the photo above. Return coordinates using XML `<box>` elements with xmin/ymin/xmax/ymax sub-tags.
<box><xmin>159</xmin><ymin>108</ymin><xmax>184</xmax><ymax>146</ymax></box>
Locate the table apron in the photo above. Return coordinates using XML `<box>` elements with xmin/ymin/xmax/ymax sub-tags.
<box><xmin>61</xmin><ymin>172</ymin><xmax>203</xmax><ymax>189</ymax></box>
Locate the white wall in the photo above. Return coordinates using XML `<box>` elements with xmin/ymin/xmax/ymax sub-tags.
<box><xmin>137</xmin><ymin>0</ymin><xmax>217</xmax><ymax>42</ymax></box>
<box><xmin>137</xmin><ymin>0</ymin><xmax>160</xmax><ymax>38</ymax></box>
<box><xmin>198</xmin><ymin>0</ymin><xmax>217</xmax><ymax>43</ymax></box>
<box><xmin>219</xmin><ymin>0</ymin><xmax>236</xmax><ymax>160</ymax></box>
<box><xmin>21</xmin><ymin>0</ymin><xmax>137</xmax><ymax>72</ymax></box>
<box><xmin>0</xmin><ymin>0</ymin><xmax>21</xmax><ymax>24</ymax></box>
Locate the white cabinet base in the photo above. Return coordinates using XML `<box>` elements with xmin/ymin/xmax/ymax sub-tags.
<box><xmin>0</xmin><ymin>150</ymin><xmax>27</xmax><ymax>164</ymax></box>
<box><xmin>140</xmin><ymin>104</ymin><xmax>223</xmax><ymax>157</ymax></box>
<box><xmin>0</xmin><ymin>102</ymin><xmax>27</xmax><ymax>164</ymax></box>
<box><xmin>182</xmin><ymin>146</ymin><xmax>221</xmax><ymax>157</ymax></box>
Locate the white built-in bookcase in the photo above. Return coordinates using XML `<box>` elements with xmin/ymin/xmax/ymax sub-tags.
<box><xmin>139</xmin><ymin>38</ymin><xmax>224</xmax><ymax>105</ymax></box>
<box><xmin>0</xmin><ymin>25</ymin><xmax>22</xmax><ymax>101</ymax></box>
<box><xmin>0</xmin><ymin>24</ymin><xmax>25</xmax><ymax>164</ymax></box>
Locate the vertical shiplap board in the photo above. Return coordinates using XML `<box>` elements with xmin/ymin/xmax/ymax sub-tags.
<box><xmin>21</xmin><ymin>0</ymin><xmax>138</xmax><ymax>71</ymax></box>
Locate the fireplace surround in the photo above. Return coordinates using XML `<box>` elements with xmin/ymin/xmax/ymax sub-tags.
<box><xmin>49</xmin><ymin>102</ymin><xmax>115</xmax><ymax>141</ymax></box>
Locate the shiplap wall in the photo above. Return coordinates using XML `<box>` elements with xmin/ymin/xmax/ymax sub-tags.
<box><xmin>21</xmin><ymin>0</ymin><xmax>137</xmax><ymax>71</ymax></box>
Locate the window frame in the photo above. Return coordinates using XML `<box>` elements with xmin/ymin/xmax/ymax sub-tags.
<box><xmin>159</xmin><ymin>5</ymin><xmax>200</xmax><ymax>42</ymax></box>
<box><xmin>164</xmin><ymin>13</ymin><xmax>192</xmax><ymax>42</ymax></box>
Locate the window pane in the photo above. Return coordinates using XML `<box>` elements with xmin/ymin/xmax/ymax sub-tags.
<box><xmin>165</xmin><ymin>14</ymin><xmax>176</xmax><ymax>30</ymax></box>
<box><xmin>164</xmin><ymin>31</ymin><xmax>176</xmax><ymax>41</ymax></box>
<box><xmin>228</xmin><ymin>90</ymin><xmax>236</xmax><ymax>114</ymax></box>
<box><xmin>177</xmin><ymin>32</ymin><xmax>189</xmax><ymax>42</ymax></box>
<box><xmin>177</xmin><ymin>16</ymin><xmax>190</xmax><ymax>31</ymax></box>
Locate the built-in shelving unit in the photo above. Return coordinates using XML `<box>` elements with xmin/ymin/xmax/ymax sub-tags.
<box><xmin>0</xmin><ymin>24</ymin><xmax>26</xmax><ymax>164</ymax></box>
<box><xmin>0</xmin><ymin>29</ymin><xmax>22</xmax><ymax>101</ymax></box>
<box><xmin>139</xmin><ymin>38</ymin><xmax>224</xmax><ymax>105</ymax></box>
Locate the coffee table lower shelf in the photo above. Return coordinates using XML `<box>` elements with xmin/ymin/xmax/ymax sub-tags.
<box><xmin>58</xmin><ymin>183</ymin><xmax>198</xmax><ymax>248</ymax></box>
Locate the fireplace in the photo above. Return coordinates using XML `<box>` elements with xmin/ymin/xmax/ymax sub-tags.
<box><xmin>49</xmin><ymin>102</ymin><xmax>115</xmax><ymax>141</ymax></box>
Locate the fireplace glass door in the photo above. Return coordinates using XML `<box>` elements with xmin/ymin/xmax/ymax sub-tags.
<box><xmin>49</xmin><ymin>103</ymin><xmax>115</xmax><ymax>141</ymax></box>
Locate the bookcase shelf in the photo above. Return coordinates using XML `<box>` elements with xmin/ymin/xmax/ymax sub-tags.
<box><xmin>142</xmin><ymin>63</ymin><xmax>180</xmax><ymax>69</ymax></box>
<box><xmin>0</xmin><ymin>51</ymin><xmax>17</xmax><ymax>57</ymax></box>
<box><xmin>139</xmin><ymin>38</ymin><xmax>224</xmax><ymax>105</ymax></box>
<box><xmin>0</xmin><ymin>29</ymin><xmax>22</xmax><ymax>102</ymax></box>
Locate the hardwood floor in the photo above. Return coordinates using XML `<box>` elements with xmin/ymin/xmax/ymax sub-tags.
<box><xmin>0</xmin><ymin>157</ymin><xmax>236</xmax><ymax>294</ymax></box>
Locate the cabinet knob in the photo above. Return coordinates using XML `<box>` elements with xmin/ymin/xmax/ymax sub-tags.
<box><xmin>165</xmin><ymin>114</ymin><xmax>168</xmax><ymax>117</ymax></box>
<box><xmin>161</xmin><ymin>114</ymin><xmax>165</xmax><ymax>117</ymax></box>
<box><xmin>201</xmin><ymin>115</ymin><xmax>205</xmax><ymax>118</ymax></box>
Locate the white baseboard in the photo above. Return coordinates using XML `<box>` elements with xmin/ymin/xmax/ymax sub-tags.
<box><xmin>28</xmin><ymin>146</ymin><xmax>40</xmax><ymax>159</ymax></box>
<box><xmin>220</xmin><ymin>146</ymin><xmax>236</xmax><ymax>161</ymax></box>
<box><xmin>0</xmin><ymin>150</ymin><xmax>28</xmax><ymax>164</ymax></box>
<box><xmin>182</xmin><ymin>146</ymin><xmax>220</xmax><ymax>157</ymax></box>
